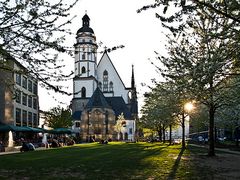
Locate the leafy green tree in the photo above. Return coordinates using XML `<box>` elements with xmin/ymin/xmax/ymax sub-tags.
<box><xmin>215</xmin><ymin>75</ymin><xmax>240</xmax><ymax>145</ymax></box>
<box><xmin>141</xmin><ymin>82</ymin><xmax>181</xmax><ymax>144</ymax></box>
<box><xmin>45</xmin><ymin>106</ymin><xmax>72</xmax><ymax>128</ymax></box>
<box><xmin>0</xmin><ymin>0</ymin><xmax>78</xmax><ymax>94</ymax></box>
<box><xmin>153</xmin><ymin>6</ymin><xmax>240</xmax><ymax>155</ymax></box>
<box><xmin>138</xmin><ymin>0</ymin><xmax>240</xmax><ymax>33</ymax></box>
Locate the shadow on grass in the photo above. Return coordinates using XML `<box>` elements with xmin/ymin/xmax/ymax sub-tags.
<box><xmin>167</xmin><ymin>147</ymin><xmax>185</xmax><ymax>180</ymax></box>
<box><xmin>0</xmin><ymin>142</ymin><xmax>176</xmax><ymax>179</ymax></box>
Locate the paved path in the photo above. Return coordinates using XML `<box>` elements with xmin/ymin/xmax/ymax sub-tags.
<box><xmin>188</xmin><ymin>143</ymin><xmax>240</xmax><ymax>155</ymax></box>
<box><xmin>0</xmin><ymin>147</ymin><xmax>46</xmax><ymax>156</ymax></box>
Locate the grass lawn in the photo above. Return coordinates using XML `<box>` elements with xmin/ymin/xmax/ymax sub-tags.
<box><xmin>0</xmin><ymin>142</ymin><xmax>239</xmax><ymax>179</ymax></box>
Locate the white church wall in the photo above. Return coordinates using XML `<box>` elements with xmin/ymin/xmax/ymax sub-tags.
<box><xmin>74</xmin><ymin>79</ymin><xmax>97</xmax><ymax>98</ymax></box>
<box><xmin>97</xmin><ymin>53</ymin><xmax>129</xmax><ymax>103</ymax></box>
<box><xmin>120</xmin><ymin>120</ymin><xmax>136</xmax><ymax>141</ymax></box>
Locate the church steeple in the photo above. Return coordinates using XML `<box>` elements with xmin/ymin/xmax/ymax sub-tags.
<box><xmin>130</xmin><ymin>64</ymin><xmax>138</xmax><ymax>119</ymax></box>
<box><xmin>82</xmin><ymin>13</ymin><xmax>90</xmax><ymax>27</ymax></box>
<box><xmin>131</xmin><ymin>65</ymin><xmax>135</xmax><ymax>89</ymax></box>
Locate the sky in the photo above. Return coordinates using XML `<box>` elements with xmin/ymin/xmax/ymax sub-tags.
<box><xmin>39</xmin><ymin>0</ymin><xmax>168</xmax><ymax>112</ymax></box>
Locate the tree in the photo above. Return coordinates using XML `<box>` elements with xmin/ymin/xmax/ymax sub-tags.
<box><xmin>45</xmin><ymin>106</ymin><xmax>72</xmax><ymax>128</ymax></box>
<box><xmin>153</xmin><ymin>6</ymin><xmax>240</xmax><ymax>155</ymax></box>
<box><xmin>141</xmin><ymin>82</ymin><xmax>180</xmax><ymax>144</ymax></box>
<box><xmin>115</xmin><ymin>113</ymin><xmax>125</xmax><ymax>140</ymax></box>
<box><xmin>0</xmin><ymin>0</ymin><xmax>78</xmax><ymax>94</ymax></box>
<box><xmin>138</xmin><ymin>0</ymin><xmax>240</xmax><ymax>33</ymax></box>
<box><xmin>215</xmin><ymin>75</ymin><xmax>240</xmax><ymax>146</ymax></box>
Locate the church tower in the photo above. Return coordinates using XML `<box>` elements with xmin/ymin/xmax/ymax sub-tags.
<box><xmin>72</xmin><ymin>13</ymin><xmax>98</xmax><ymax>112</ymax></box>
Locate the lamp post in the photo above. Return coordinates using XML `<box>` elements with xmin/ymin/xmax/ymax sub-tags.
<box><xmin>182</xmin><ymin>102</ymin><xmax>194</xmax><ymax>149</ymax></box>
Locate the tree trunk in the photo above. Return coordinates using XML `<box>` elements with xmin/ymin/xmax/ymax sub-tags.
<box><xmin>182</xmin><ymin>113</ymin><xmax>186</xmax><ymax>149</ymax></box>
<box><xmin>163</xmin><ymin>127</ymin><xmax>166</xmax><ymax>143</ymax></box>
<box><xmin>169</xmin><ymin>125</ymin><xmax>172</xmax><ymax>145</ymax></box>
<box><xmin>157</xmin><ymin>130</ymin><xmax>161</xmax><ymax>142</ymax></box>
<box><xmin>208</xmin><ymin>103</ymin><xmax>215</xmax><ymax>156</ymax></box>
<box><xmin>236</xmin><ymin>127</ymin><xmax>239</xmax><ymax>147</ymax></box>
<box><xmin>159</xmin><ymin>125</ymin><xmax>162</xmax><ymax>142</ymax></box>
<box><xmin>215</xmin><ymin>126</ymin><xmax>217</xmax><ymax>143</ymax></box>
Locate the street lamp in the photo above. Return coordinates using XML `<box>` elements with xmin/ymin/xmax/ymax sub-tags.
<box><xmin>184</xmin><ymin>102</ymin><xmax>194</xmax><ymax>112</ymax></box>
<box><xmin>182</xmin><ymin>101</ymin><xmax>195</xmax><ymax>149</ymax></box>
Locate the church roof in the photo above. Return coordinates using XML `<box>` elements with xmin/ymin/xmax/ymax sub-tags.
<box><xmin>85</xmin><ymin>87</ymin><xmax>133</xmax><ymax>119</ymax></box>
<box><xmin>97</xmin><ymin>51</ymin><xmax>126</xmax><ymax>89</ymax></box>
<box><xmin>86</xmin><ymin>87</ymin><xmax>111</xmax><ymax>109</ymax></box>
<box><xmin>106</xmin><ymin>97</ymin><xmax>132</xmax><ymax>119</ymax></box>
<box><xmin>72</xmin><ymin>111</ymin><xmax>82</xmax><ymax>120</ymax></box>
<box><xmin>77</xmin><ymin>14</ymin><xmax>94</xmax><ymax>34</ymax></box>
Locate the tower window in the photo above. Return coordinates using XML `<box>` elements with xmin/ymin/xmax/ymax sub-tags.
<box><xmin>81</xmin><ymin>66</ymin><xmax>86</xmax><ymax>74</ymax></box>
<box><xmin>81</xmin><ymin>87</ymin><xmax>86</xmax><ymax>98</ymax></box>
<box><xmin>109</xmin><ymin>81</ymin><xmax>113</xmax><ymax>92</ymax></box>
<box><xmin>82</xmin><ymin>53</ymin><xmax>85</xmax><ymax>60</ymax></box>
<box><xmin>103</xmin><ymin>70</ymin><xmax>108</xmax><ymax>92</ymax></box>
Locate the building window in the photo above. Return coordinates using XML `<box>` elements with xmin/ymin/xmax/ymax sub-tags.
<box><xmin>33</xmin><ymin>98</ymin><xmax>37</xmax><ymax>109</ymax></box>
<box><xmin>33</xmin><ymin>83</ymin><xmax>37</xmax><ymax>95</ymax></box>
<box><xmin>33</xmin><ymin>113</ymin><xmax>38</xmax><ymax>127</ymax></box>
<box><xmin>98</xmin><ymin>82</ymin><xmax>102</xmax><ymax>90</ymax></box>
<box><xmin>22</xmin><ymin>93</ymin><xmax>27</xmax><ymax>106</ymax></box>
<box><xmin>129</xmin><ymin>128</ymin><xmax>133</xmax><ymax>135</ymax></box>
<box><xmin>81</xmin><ymin>66</ymin><xmax>86</xmax><ymax>74</ymax></box>
<box><xmin>16</xmin><ymin>74</ymin><xmax>21</xmax><ymax>85</ymax></box>
<box><xmin>82</xmin><ymin>53</ymin><xmax>85</xmax><ymax>60</ymax></box>
<box><xmin>28</xmin><ymin>96</ymin><xmax>32</xmax><ymax>108</ymax></box>
<box><xmin>28</xmin><ymin>112</ymin><xmax>32</xmax><ymax>127</ymax></box>
<box><xmin>22</xmin><ymin>110</ymin><xmax>27</xmax><ymax>126</ymax></box>
<box><xmin>109</xmin><ymin>81</ymin><xmax>113</xmax><ymax>92</ymax></box>
<box><xmin>22</xmin><ymin>76</ymin><xmax>27</xmax><ymax>89</ymax></box>
<box><xmin>75</xmin><ymin>122</ymin><xmax>80</xmax><ymax>127</ymax></box>
<box><xmin>15</xmin><ymin>90</ymin><xmax>21</xmax><ymax>104</ymax></box>
<box><xmin>103</xmin><ymin>70</ymin><xmax>108</xmax><ymax>92</ymax></box>
<box><xmin>28</xmin><ymin>80</ymin><xmax>32</xmax><ymax>92</ymax></box>
<box><xmin>16</xmin><ymin>108</ymin><xmax>21</xmax><ymax>126</ymax></box>
<box><xmin>81</xmin><ymin>87</ymin><xmax>86</xmax><ymax>98</ymax></box>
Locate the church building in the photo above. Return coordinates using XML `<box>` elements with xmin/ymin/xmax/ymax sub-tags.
<box><xmin>71</xmin><ymin>14</ymin><xmax>138</xmax><ymax>142</ymax></box>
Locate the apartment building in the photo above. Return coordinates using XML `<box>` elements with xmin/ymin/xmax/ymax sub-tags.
<box><xmin>0</xmin><ymin>54</ymin><xmax>39</xmax><ymax>127</ymax></box>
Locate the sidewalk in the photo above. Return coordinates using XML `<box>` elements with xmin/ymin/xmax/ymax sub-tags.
<box><xmin>0</xmin><ymin>147</ymin><xmax>47</xmax><ymax>156</ymax></box>
<box><xmin>188</xmin><ymin>143</ymin><xmax>240</xmax><ymax>155</ymax></box>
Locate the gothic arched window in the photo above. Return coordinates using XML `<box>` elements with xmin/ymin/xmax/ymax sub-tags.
<box><xmin>103</xmin><ymin>70</ymin><xmax>108</xmax><ymax>92</ymax></box>
<box><xmin>109</xmin><ymin>81</ymin><xmax>113</xmax><ymax>92</ymax></box>
<box><xmin>81</xmin><ymin>87</ymin><xmax>86</xmax><ymax>98</ymax></box>
<box><xmin>81</xmin><ymin>66</ymin><xmax>86</xmax><ymax>74</ymax></box>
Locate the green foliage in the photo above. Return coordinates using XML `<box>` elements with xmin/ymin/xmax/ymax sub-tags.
<box><xmin>45</xmin><ymin>106</ymin><xmax>72</xmax><ymax>128</ymax></box>
<box><xmin>0</xmin><ymin>0</ymin><xmax>78</xmax><ymax>94</ymax></box>
<box><xmin>138</xmin><ymin>0</ymin><xmax>240</xmax><ymax>34</ymax></box>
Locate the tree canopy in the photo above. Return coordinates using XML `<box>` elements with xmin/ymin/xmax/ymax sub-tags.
<box><xmin>45</xmin><ymin>106</ymin><xmax>72</xmax><ymax>128</ymax></box>
<box><xmin>0</xmin><ymin>0</ymin><xmax>78</xmax><ymax>94</ymax></box>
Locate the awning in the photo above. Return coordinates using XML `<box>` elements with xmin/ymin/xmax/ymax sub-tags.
<box><xmin>0</xmin><ymin>123</ymin><xmax>45</xmax><ymax>133</ymax></box>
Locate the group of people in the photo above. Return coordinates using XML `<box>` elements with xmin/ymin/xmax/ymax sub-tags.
<box><xmin>46</xmin><ymin>137</ymin><xmax>75</xmax><ymax>148</ymax></box>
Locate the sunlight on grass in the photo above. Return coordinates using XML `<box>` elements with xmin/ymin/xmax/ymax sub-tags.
<box><xmin>0</xmin><ymin>142</ymin><xmax>215</xmax><ymax>179</ymax></box>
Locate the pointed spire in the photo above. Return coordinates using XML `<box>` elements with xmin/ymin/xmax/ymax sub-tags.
<box><xmin>82</xmin><ymin>12</ymin><xmax>90</xmax><ymax>27</ymax></box>
<box><xmin>131</xmin><ymin>64</ymin><xmax>135</xmax><ymax>89</ymax></box>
